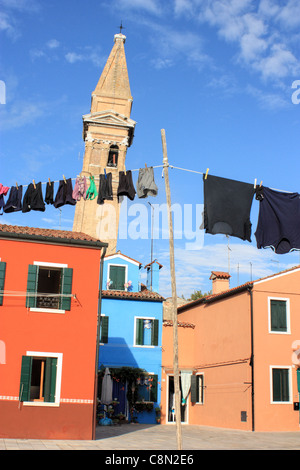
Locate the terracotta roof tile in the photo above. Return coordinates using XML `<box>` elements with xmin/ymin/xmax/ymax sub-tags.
<box><xmin>209</xmin><ymin>271</ymin><xmax>231</xmax><ymax>280</ymax></box>
<box><xmin>102</xmin><ymin>289</ymin><xmax>164</xmax><ymax>302</ymax></box>
<box><xmin>163</xmin><ymin>320</ymin><xmax>195</xmax><ymax>329</ymax></box>
<box><xmin>0</xmin><ymin>224</ymin><xmax>105</xmax><ymax>245</ymax></box>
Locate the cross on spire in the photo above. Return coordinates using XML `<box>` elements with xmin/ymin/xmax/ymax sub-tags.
<box><xmin>119</xmin><ymin>21</ymin><xmax>125</xmax><ymax>34</ymax></box>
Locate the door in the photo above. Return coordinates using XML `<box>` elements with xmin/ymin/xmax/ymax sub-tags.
<box><xmin>167</xmin><ymin>375</ymin><xmax>188</xmax><ymax>423</ymax></box>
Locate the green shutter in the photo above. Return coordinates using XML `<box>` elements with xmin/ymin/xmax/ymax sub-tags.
<box><xmin>151</xmin><ymin>319</ymin><xmax>159</xmax><ymax>346</ymax></box>
<box><xmin>190</xmin><ymin>375</ymin><xmax>197</xmax><ymax>403</ymax></box>
<box><xmin>273</xmin><ymin>368</ymin><xmax>289</xmax><ymax>402</ymax></box>
<box><xmin>0</xmin><ymin>261</ymin><xmax>6</xmax><ymax>306</ymax></box>
<box><xmin>100</xmin><ymin>316</ymin><xmax>109</xmax><ymax>343</ymax></box>
<box><xmin>297</xmin><ymin>369</ymin><xmax>300</xmax><ymax>394</ymax></box>
<box><xmin>26</xmin><ymin>265</ymin><xmax>38</xmax><ymax>308</ymax></box>
<box><xmin>150</xmin><ymin>374</ymin><xmax>158</xmax><ymax>402</ymax></box>
<box><xmin>44</xmin><ymin>357</ymin><xmax>57</xmax><ymax>403</ymax></box>
<box><xmin>136</xmin><ymin>318</ymin><xmax>144</xmax><ymax>345</ymax></box>
<box><xmin>109</xmin><ymin>265</ymin><xmax>125</xmax><ymax>290</ymax></box>
<box><xmin>271</xmin><ymin>300</ymin><xmax>287</xmax><ymax>332</ymax></box>
<box><xmin>19</xmin><ymin>356</ymin><xmax>32</xmax><ymax>402</ymax></box>
<box><xmin>60</xmin><ymin>268</ymin><xmax>73</xmax><ymax>311</ymax></box>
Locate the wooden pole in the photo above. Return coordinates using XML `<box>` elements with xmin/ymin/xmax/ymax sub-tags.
<box><xmin>161</xmin><ymin>129</ymin><xmax>182</xmax><ymax>450</ymax></box>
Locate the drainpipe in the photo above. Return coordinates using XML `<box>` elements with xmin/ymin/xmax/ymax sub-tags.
<box><xmin>247</xmin><ymin>286</ymin><xmax>255</xmax><ymax>432</ymax></box>
<box><xmin>92</xmin><ymin>245</ymin><xmax>107</xmax><ymax>440</ymax></box>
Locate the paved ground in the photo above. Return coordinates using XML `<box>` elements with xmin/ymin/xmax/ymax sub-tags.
<box><xmin>0</xmin><ymin>424</ymin><xmax>300</xmax><ymax>450</ymax></box>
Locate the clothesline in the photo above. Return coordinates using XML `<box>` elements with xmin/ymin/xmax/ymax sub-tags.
<box><xmin>0</xmin><ymin>161</ymin><xmax>294</xmax><ymax>195</ymax></box>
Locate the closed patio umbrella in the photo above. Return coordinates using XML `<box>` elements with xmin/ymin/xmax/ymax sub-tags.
<box><xmin>101</xmin><ymin>367</ymin><xmax>113</xmax><ymax>406</ymax></box>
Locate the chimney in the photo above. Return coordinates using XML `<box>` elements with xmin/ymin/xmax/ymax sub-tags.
<box><xmin>209</xmin><ymin>271</ymin><xmax>231</xmax><ymax>295</ymax></box>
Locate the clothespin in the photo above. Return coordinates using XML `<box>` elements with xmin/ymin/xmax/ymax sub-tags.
<box><xmin>16</xmin><ymin>182</ymin><xmax>18</xmax><ymax>189</ymax></box>
<box><xmin>63</xmin><ymin>175</ymin><xmax>67</xmax><ymax>184</ymax></box>
<box><xmin>124</xmin><ymin>166</ymin><xmax>127</xmax><ymax>175</ymax></box>
<box><xmin>254</xmin><ymin>178</ymin><xmax>257</xmax><ymax>189</ymax></box>
<box><xmin>48</xmin><ymin>178</ymin><xmax>51</xmax><ymax>186</ymax></box>
<box><xmin>33</xmin><ymin>180</ymin><xmax>36</xmax><ymax>189</ymax></box>
<box><xmin>104</xmin><ymin>168</ymin><xmax>107</xmax><ymax>179</ymax></box>
<box><xmin>259</xmin><ymin>181</ymin><xmax>263</xmax><ymax>187</ymax></box>
<box><xmin>205</xmin><ymin>168</ymin><xmax>209</xmax><ymax>180</ymax></box>
<box><xmin>145</xmin><ymin>163</ymin><xmax>147</xmax><ymax>168</ymax></box>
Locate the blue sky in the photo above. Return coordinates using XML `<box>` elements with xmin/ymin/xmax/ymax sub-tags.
<box><xmin>1</xmin><ymin>0</ymin><xmax>300</xmax><ymax>298</ymax></box>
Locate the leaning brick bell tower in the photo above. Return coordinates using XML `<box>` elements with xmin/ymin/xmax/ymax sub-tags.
<box><xmin>73</xmin><ymin>31</ymin><xmax>136</xmax><ymax>254</ymax></box>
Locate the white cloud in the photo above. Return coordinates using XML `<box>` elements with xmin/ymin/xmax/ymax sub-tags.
<box><xmin>246</xmin><ymin>85</ymin><xmax>289</xmax><ymax>110</ymax></box>
<box><xmin>65</xmin><ymin>48</ymin><xmax>104</xmax><ymax>68</ymax></box>
<box><xmin>114</xmin><ymin>0</ymin><xmax>162</xmax><ymax>15</ymax></box>
<box><xmin>0</xmin><ymin>0</ymin><xmax>40</xmax><ymax>39</ymax></box>
<box><xmin>158</xmin><ymin>240</ymin><xmax>299</xmax><ymax>298</ymax></box>
<box><xmin>47</xmin><ymin>39</ymin><xmax>60</xmax><ymax>49</ymax></box>
<box><xmin>172</xmin><ymin>0</ymin><xmax>300</xmax><ymax>83</ymax></box>
<box><xmin>275</xmin><ymin>0</ymin><xmax>300</xmax><ymax>29</ymax></box>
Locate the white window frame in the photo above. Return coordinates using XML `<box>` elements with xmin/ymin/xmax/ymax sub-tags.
<box><xmin>107</xmin><ymin>263</ymin><xmax>128</xmax><ymax>291</ymax></box>
<box><xmin>270</xmin><ymin>365</ymin><xmax>293</xmax><ymax>405</ymax></box>
<box><xmin>30</xmin><ymin>261</ymin><xmax>68</xmax><ymax>314</ymax></box>
<box><xmin>133</xmin><ymin>316</ymin><xmax>156</xmax><ymax>348</ymax></box>
<box><xmin>268</xmin><ymin>297</ymin><xmax>291</xmax><ymax>334</ymax></box>
<box><xmin>23</xmin><ymin>351</ymin><xmax>63</xmax><ymax>407</ymax></box>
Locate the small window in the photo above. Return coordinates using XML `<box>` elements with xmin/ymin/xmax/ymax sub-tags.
<box><xmin>270</xmin><ymin>299</ymin><xmax>289</xmax><ymax>333</ymax></box>
<box><xmin>272</xmin><ymin>367</ymin><xmax>291</xmax><ymax>403</ymax></box>
<box><xmin>19</xmin><ymin>355</ymin><xmax>58</xmax><ymax>404</ymax></box>
<box><xmin>100</xmin><ymin>316</ymin><xmax>109</xmax><ymax>343</ymax></box>
<box><xmin>135</xmin><ymin>318</ymin><xmax>159</xmax><ymax>346</ymax></box>
<box><xmin>26</xmin><ymin>265</ymin><xmax>73</xmax><ymax>311</ymax></box>
<box><xmin>0</xmin><ymin>261</ymin><xmax>6</xmax><ymax>306</ymax></box>
<box><xmin>108</xmin><ymin>265</ymin><xmax>126</xmax><ymax>291</ymax></box>
<box><xmin>137</xmin><ymin>374</ymin><xmax>158</xmax><ymax>402</ymax></box>
<box><xmin>191</xmin><ymin>374</ymin><xmax>204</xmax><ymax>404</ymax></box>
<box><xmin>37</xmin><ymin>267</ymin><xmax>62</xmax><ymax>309</ymax></box>
<box><xmin>107</xmin><ymin>145</ymin><xmax>119</xmax><ymax>167</ymax></box>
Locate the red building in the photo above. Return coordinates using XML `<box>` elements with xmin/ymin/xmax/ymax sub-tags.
<box><xmin>0</xmin><ymin>224</ymin><xmax>107</xmax><ymax>440</ymax></box>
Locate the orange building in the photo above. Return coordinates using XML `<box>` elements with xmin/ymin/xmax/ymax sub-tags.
<box><xmin>0</xmin><ymin>224</ymin><xmax>107</xmax><ymax>440</ymax></box>
<box><xmin>161</xmin><ymin>268</ymin><xmax>300</xmax><ymax>431</ymax></box>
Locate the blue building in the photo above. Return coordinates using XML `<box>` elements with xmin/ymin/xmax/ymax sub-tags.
<box><xmin>98</xmin><ymin>252</ymin><xmax>164</xmax><ymax>424</ymax></box>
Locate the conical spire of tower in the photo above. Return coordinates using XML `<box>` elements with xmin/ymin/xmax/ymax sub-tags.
<box><xmin>91</xmin><ymin>33</ymin><xmax>133</xmax><ymax>118</ymax></box>
<box><xmin>73</xmin><ymin>31</ymin><xmax>136</xmax><ymax>254</ymax></box>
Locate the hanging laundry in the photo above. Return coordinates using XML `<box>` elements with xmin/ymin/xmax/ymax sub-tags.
<box><xmin>203</xmin><ymin>174</ymin><xmax>255</xmax><ymax>242</ymax></box>
<box><xmin>85</xmin><ymin>176</ymin><xmax>98</xmax><ymax>200</ymax></box>
<box><xmin>255</xmin><ymin>186</ymin><xmax>300</xmax><ymax>254</ymax></box>
<box><xmin>72</xmin><ymin>176</ymin><xmax>88</xmax><ymax>201</ymax></box>
<box><xmin>0</xmin><ymin>184</ymin><xmax>10</xmax><ymax>215</ymax></box>
<box><xmin>117</xmin><ymin>170</ymin><xmax>136</xmax><ymax>202</ymax></box>
<box><xmin>45</xmin><ymin>181</ymin><xmax>54</xmax><ymax>205</ymax></box>
<box><xmin>3</xmin><ymin>185</ymin><xmax>23</xmax><ymax>213</ymax></box>
<box><xmin>22</xmin><ymin>182</ymin><xmax>45</xmax><ymax>213</ymax></box>
<box><xmin>97</xmin><ymin>172</ymin><xmax>113</xmax><ymax>205</ymax></box>
<box><xmin>136</xmin><ymin>166</ymin><xmax>158</xmax><ymax>198</ymax></box>
<box><xmin>53</xmin><ymin>178</ymin><xmax>76</xmax><ymax>208</ymax></box>
<box><xmin>0</xmin><ymin>184</ymin><xmax>10</xmax><ymax>196</ymax></box>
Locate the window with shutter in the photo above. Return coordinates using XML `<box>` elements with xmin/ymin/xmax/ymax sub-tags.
<box><xmin>19</xmin><ymin>355</ymin><xmax>59</xmax><ymax>404</ymax></box>
<box><xmin>0</xmin><ymin>261</ymin><xmax>6</xmax><ymax>306</ymax></box>
<box><xmin>272</xmin><ymin>368</ymin><xmax>290</xmax><ymax>403</ymax></box>
<box><xmin>270</xmin><ymin>299</ymin><xmax>288</xmax><ymax>332</ymax></box>
<box><xmin>19</xmin><ymin>356</ymin><xmax>33</xmax><ymax>402</ymax></box>
<box><xmin>109</xmin><ymin>265</ymin><xmax>126</xmax><ymax>290</ymax></box>
<box><xmin>135</xmin><ymin>318</ymin><xmax>159</xmax><ymax>346</ymax></box>
<box><xmin>60</xmin><ymin>268</ymin><xmax>73</xmax><ymax>311</ymax></box>
<box><xmin>26</xmin><ymin>264</ymin><xmax>73</xmax><ymax>311</ymax></box>
<box><xmin>137</xmin><ymin>374</ymin><xmax>158</xmax><ymax>402</ymax></box>
<box><xmin>26</xmin><ymin>265</ymin><xmax>38</xmax><ymax>308</ymax></box>
<box><xmin>100</xmin><ymin>316</ymin><xmax>109</xmax><ymax>343</ymax></box>
<box><xmin>191</xmin><ymin>374</ymin><xmax>204</xmax><ymax>403</ymax></box>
